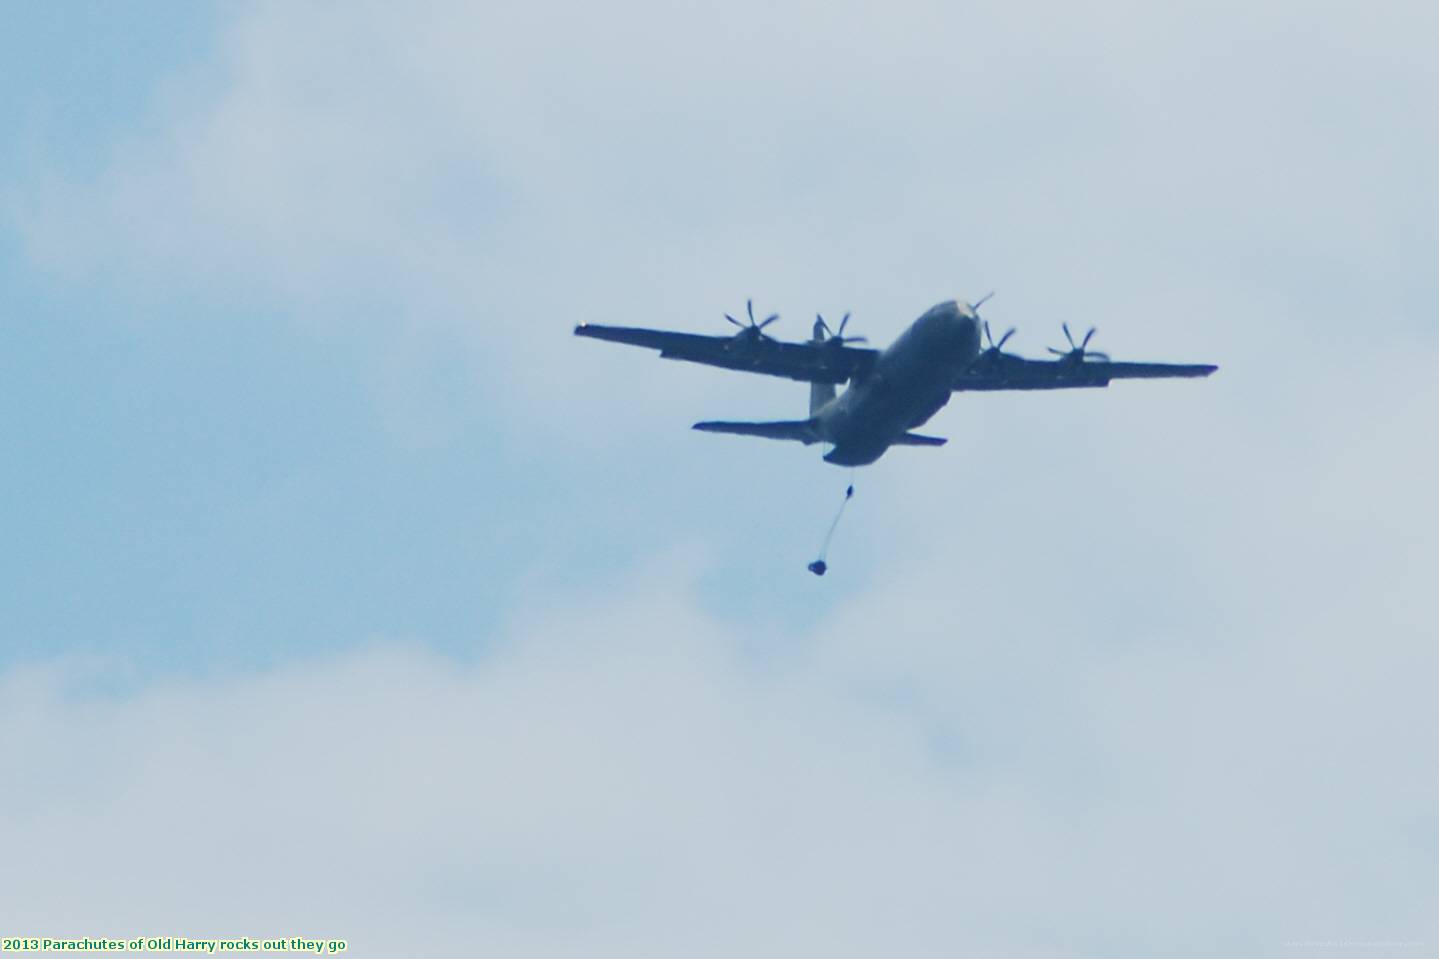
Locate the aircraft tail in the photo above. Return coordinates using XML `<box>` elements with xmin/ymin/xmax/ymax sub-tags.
<box><xmin>892</xmin><ymin>432</ymin><xmax>947</xmax><ymax>447</ymax></box>
<box><xmin>693</xmin><ymin>419</ymin><xmax>821</xmax><ymax>444</ymax></box>
<box><xmin>809</xmin><ymin>317</ymin><xmax>836</xmax><ymax>416</ymax></box>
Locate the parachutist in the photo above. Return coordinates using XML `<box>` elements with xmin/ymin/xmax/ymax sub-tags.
<box><xmin>808</xmin><ymin>560</ymin><xmax>828</xmax><ymax>576</ymax></box>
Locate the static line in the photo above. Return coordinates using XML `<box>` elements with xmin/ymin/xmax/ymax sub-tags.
<box><xmin>808</xmin><ymin>477</ymin><xmax>855</xmax><ymax>576</ymax></box>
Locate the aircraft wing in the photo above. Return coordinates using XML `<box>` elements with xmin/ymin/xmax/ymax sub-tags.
<box><xmin>953</xmin><ymin>354</ymin><xmax>1218</xmax><ymax>392</ymax></box>
<box><xmin>574</xmin><ymin>323</ymin><xmax>878</xmax><ymax>384</ymax></box>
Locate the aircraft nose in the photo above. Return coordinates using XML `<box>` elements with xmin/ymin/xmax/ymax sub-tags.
<box><xmin>915</xmin><ymin>301</ymin><xmax>981</xmax><ymax>360</ymax></box>
<box><xmin>951</xmin><ymin>305</ymin><xmax>982</xmax><ymax>354</ymax></box>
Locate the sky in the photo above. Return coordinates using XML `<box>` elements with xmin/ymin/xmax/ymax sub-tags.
<box><xmin>1</xmin><ymin>1</ymin><xmax>1436</xmax><ymax>956</ymax></box>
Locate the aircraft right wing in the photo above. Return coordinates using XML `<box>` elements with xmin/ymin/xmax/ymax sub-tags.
<box><xmin>574</xmin><ymin>323</ymin><xmax>878</xmax><ymax>384</ymax></box>
<box><xmin>953</xmin><ymin>354</ymin><xmax>1218</xmax><ymax>392</ymax></box>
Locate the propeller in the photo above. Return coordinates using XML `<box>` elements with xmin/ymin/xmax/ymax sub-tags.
<box><xmin>815</xmin><ymin>312</ymin><xmax>867</xmax><ymax>345</ymax></box>
<box><xmin>724</xmin><ymin>298</ymin><xmax>780</xmax><ymax>340</ymax></box>
<box><xmin>982</xmin><ymin>320</ymin><xmax>1016</xmax><ymax>353</ymax></box>
<box><xmin>971</xmin><ymin>292</ymin><xmax>1012</xmax><ymax>351</ymax></box>
<box><xmin>970</xmin><ymin>292</ymin><xmax>1015</xmax><ymax>367</ymax></box>
<box><xmin>1047</xmin><ymin>323</ymin><xmax>1110</xmax><ymax>362</ymax></box>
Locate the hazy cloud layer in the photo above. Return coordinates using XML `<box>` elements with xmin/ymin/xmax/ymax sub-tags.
<box><xmin>3</xmin><ymin>550</ymin><xmax>1433</xmax><ymax>957</ymax></box>
<box><xmin>5</xmin><ymin>0</ymin><xmax>1437</xmax><ymax>955</ymax></box>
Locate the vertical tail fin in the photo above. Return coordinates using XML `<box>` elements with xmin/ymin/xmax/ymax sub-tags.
<box><xmin>810</xmin><ymin>317</ymin><xmax>836</xmax><ymax>416</ymax></box>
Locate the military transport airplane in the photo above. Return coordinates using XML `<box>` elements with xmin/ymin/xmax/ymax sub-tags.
<box><xmin>574</xmin><ymin>297</ymin><xmax>1216</xmax><ymax>467</ymax></box>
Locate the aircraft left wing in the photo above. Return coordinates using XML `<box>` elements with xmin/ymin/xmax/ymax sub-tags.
<box><xmin>574</xmin><ymin>323</ymin><xmax>878</xmax><ymax>384</ymax></box>
<box><xmin>953</xmin><ymin>354</ymin><xmax>1218</xmax><ymax>392</ymax></box>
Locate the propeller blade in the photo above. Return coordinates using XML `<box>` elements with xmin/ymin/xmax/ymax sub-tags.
<box><xmin>972</xmin><ymin>291</ymin><xmax>995</xmax><ymax>311</ymax></box>
<box><xmin>837</xmin><ymin>312</ymin><xmax>851</xmax><ymax>337</ymax></box>
<box><xmin>1087</xmin><ymin>351</ymin><xmax>1110</xmax><ymax>362</ymax></box>
<box><xmin>1081</xmin><ymin>326</ymin><xmax>1097</xmax><ymax>349</ymax></box>
<box><xmin>1063</xmin><ymin>322</ymin><xmax>1076</xmax><ymax>349</ymax></box>
<box><xmin>746</xmin><ymin>299</ymin><xmax>756</xmax><ymax>324</ymax></box>
<box><xmin>725</xmin><ymin>313</ymin><xmax>743</xmax><ymax>329</ymax></box>
<box><xmin>983</xmin><ymin>321</ymin><xmax>994</xmax><ymax>348</ymax></box>
<box><xmin>842</xmin><ymin>336</ymin><xmax>868</xmax><ymax>344</ymax></box>
<box><xmin>996</xmin><ymin>328</ymin><xmax>1015</xmax><ymax>350</ymax></box>
<box><xmin>1048</xmin><ymin>347</ymin><xmax>1068</xmax><ymax>356</ymax></box>
<box><xmin>758</xmin><ymin>314</ymin><xmax>780</xmax><ymax>331</ymax></box>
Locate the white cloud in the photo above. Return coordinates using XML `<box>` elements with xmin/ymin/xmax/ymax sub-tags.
<box><xmin>2</xmin><ymin>528</ymin><xmax>1435</xmax><ymax>956</ymax></box>
<box><xmin>0</xmin><ymin>570</ymin><xmax>984</xmax><ymax>956</ymax></box>
<box><xmin>13</xmin><ymin>0</ymin><xmax>1439</xmax><ymax>430</ymax></box>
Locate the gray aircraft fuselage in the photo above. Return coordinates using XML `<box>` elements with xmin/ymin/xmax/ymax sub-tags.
<box><xmin>814</xmin><ymin>300</ymin><xmax>980</xmax><ymax>465</ymax></box>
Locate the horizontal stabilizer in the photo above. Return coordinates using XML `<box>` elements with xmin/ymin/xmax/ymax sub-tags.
<box><xmin>693</xmin><ymin>419</ymin><xmax>821</xmax><ymax>444</ymax></box>
<box><xmin>893</xmin><ymin>432</ymin><xmax>947</xmax><ymax>447</ymax></box>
